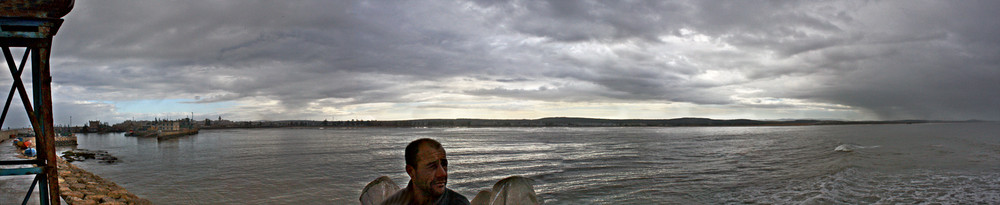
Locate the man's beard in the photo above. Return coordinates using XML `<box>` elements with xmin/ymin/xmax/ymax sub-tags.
<box><xmin>423</xmin><ymin>176</ymin><xmax>448</xmax><ymax>196</ymax></box>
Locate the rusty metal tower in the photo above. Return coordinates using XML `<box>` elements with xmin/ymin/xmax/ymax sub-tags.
<box><xmin>0</xmin><ymin>1</ymin><xmax>73</xmax><ymax>204</ymax></box>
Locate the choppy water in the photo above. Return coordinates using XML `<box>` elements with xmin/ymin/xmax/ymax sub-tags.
<box><xmin>4</xmin><ymin>123</ymin><xmax>1000</xmax><ymax>204</ymax></box>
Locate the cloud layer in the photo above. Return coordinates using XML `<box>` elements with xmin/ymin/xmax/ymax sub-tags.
<box><xmin>6</xmin><ymin>0</ymin><xmax>996</xmax><ymax>126</ymax></box>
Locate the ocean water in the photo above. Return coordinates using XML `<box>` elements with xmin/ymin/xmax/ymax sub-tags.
<box><xmin>3</xmin><ymin>123</ymin><xmax>1000</xmax><ymax>204</ymax></box>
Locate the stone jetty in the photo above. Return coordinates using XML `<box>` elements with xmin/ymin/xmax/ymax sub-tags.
<box><xmin>57</xmin><ymin>157</ymin><xmax>152</xmax><ymax>205</ymax></box>
<box><xmin>5</xmin><ymin>135</ymin><xmax>149</xmax><ymax>204</ymax></box>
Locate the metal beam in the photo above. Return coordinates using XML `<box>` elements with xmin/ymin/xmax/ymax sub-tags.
<box><xmin>0</xmin><ymin>47</ymin><xmax>27</xmax><ymax>127</ymax></box>
<box><xmin>32</xmin><ymin>38</ymin><xmax>60</xmax><ymax>204</ymax></box>
<box><xmin>0</xmin><ymin>16</ymin><xmax>66</xmax><ymax>205</ymax></box>
<box><xmin>0</xmin><ymin>167</ymin><xmax>43</xmax><ymax>176</ymax></box>
<box><xmin>0</xmin><ymin>159</ymin><xmax>43</xmax><ymax>166</ymax></box>
<box><xmin>1</xmin><ymin>47</ymin><xmax>40</xmax><ymax>134</ymax></box>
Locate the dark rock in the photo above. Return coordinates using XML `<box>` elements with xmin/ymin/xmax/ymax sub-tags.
<box><xmin>131</xmin><ymin>198</ymin><xmax>153</xmax><ymax>205</ymax></box>
<box><xmin>108</xmin><ymin>190</ymin><xmax>129</xmax><ymax>199</ymax></box>
<box><xmin>76</xmin><ymin>199</ymin><xmax>98</xmax><ymax>205</ymax></box>
<box><xmin>63</xmin><ymin>191</ymin><xmax>84</xmax><ymax>199</ymax></box>
<box><xmin>85</xmin><ymin>194</ymin><xmax>107</xmax><ymax>201</ymax></box>
<box><xmin>61</xmin><ymin>149</ymin><xmax>118</xmax><ymax>163</ymax></box>
<box><xmin>64</xmin><ymin>196</ymin><xmax>83</xmax><ymax>204</ymax></box>
<box><xmin>70</xmin><ymin>183</ymin><xmax>87</xmax><ymax>189</ymax></box>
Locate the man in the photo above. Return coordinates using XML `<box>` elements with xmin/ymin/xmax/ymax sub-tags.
<box><xmin>382</xmin><ymin>138</ymin><xmax>469</xmax><ymax>205</ymax></box>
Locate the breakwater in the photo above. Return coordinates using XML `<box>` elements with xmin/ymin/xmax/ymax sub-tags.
<box><xmin>3</xmin><ymin>136</ymin><xmax>149</xmax><ymax>204</ymax></box>
<box><xmin>3</xmin><ymin>128</ymin><xmax>76</xmax><ymax>146</ymax></box>
<box><xmin>127</xmin><ymin>128</ymin><xmax>199</xmax><ymax>140</ymax></box>
<box><xmin>57</xmin><ymin>157</ymin><xmax>152</xmax><ymax>205</ymax></box>
<box><xmin>0</xmin><ymin>129</ymin><xmax>21</xmax><ymax>138</ymax></box>
<box><xmin>156</xmin><ymin>128</ymin><xmax>199</xmax><ymax>140</ymax></box>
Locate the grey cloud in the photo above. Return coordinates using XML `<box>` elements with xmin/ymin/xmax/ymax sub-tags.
<box><xmin>465</xmin><ymin>86</ymin><xmax>616</xmax><ymax>103</ymax></box>
<box><xmin>797</xmin><ymin>43</ymin><xmax>1000</xmax><ymax>120</ymax></box>
<box><xmin>476</xmin><ymin>0</ymin><xmax>688</xmax><ymax>42</ymax></box>
<box><xmin>463</xmin><ymin>0</ymin><xmax>861</xmax><ymax>103</ymax></box>
<box><xmin>30</xmin><ymin>0</ymin><xmax>1000</xmax><ymax>122</ymax></box>
<box><xmin>53</xmin><ymin>1</ymin><xmax>495</xmax><ymax>105</ymax></box>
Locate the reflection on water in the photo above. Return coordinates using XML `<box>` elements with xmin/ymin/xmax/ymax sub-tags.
<box><xmin>4</xmin><ymin>123</ymin><xmax>997</xmax><ymax>204</ymax></box>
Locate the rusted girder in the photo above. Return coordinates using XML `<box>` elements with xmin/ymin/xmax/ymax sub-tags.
<box><xmin>0</xmin><ymin>1</ymin><xmax>73</xmax><ymax>204</ymax></box>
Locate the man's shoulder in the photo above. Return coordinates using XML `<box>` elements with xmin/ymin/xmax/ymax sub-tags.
<box><xmin>380</xmin><ymin>188</ymin><xmax>409</xmax><ymax>205</ymax></box>
<box><xmin>442</xmin><ymin>188</ymin><xmax>470</xmax><ymax>205</ymax></box>
<box><xmin>381</xmin><ymin>187</ymin><xmax>469</xmax><ymax>205</ymax></box>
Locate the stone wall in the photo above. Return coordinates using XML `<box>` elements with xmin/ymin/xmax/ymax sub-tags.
<box><xmin>0</xmin><ymin>130</ymin><xmax>20</xmax><ymax>139</ymax></box>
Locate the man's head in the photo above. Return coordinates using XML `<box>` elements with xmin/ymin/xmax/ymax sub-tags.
<box><xmin>405</xmin><ymin>138</ymin><xmax>449</xmax><ymax>198</ymax></box>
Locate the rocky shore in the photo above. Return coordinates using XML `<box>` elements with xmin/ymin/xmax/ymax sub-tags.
<box><xmin>4</xmin><ymin>136</ymin><xmax>151</xmax><ymax>204</ymax></box>
<box><xmin>57</xmin><ymin>157</ymin><xmax>152</xmax><ymax>205</ymax></box>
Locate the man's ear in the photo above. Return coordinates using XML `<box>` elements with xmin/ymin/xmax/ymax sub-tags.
<box><xmin>405</xmin><ymin>165</ymin><xmax>415</xmax><ymax>178</ymax></box>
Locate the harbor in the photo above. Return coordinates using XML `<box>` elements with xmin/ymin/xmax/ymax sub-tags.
<box><xmin>3</xmin><ymin>0</ymin><xmax>1000</xmax><ymax>204</ymax></box>
<box><xmin>4</xmin><ymin>124</ymin><xmax>996</xmax><ymax>204</ymax></box>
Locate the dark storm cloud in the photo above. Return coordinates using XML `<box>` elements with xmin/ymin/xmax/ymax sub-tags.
<box><xmin>51</xmin><ymin>1</ymin><xmax>498</xmax><ymax>115</ymax></box>
<box><xmin>792</xmin><ymin>1</ymin><xmax>1000</xmax><ymax>120</ymax></box>
<box><xmin>39</xmin><ymin>0</ymin><xmax>1000</xmax><ymax>122</ymax></box>
<box><xmin>464</xmin><ymin>0</ymin><xmax>855</xmax><ymax>103</ymax></box>
<box><xmin>797</xmin><ymin>41</ymin><xmax>1000</xmax><ymax>120</ymax></box>
<box><xmin>472</xmin><ymin>0</ymin><xmax>1000</xmax><ymax>120</ymax></box>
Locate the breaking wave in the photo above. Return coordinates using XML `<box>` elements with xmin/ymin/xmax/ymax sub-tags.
<box><xmin>834</xmin><ymin>144</ymin><xmax>880</xmax><ymax>152</ymax></box>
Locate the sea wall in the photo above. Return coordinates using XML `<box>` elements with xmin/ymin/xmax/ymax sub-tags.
<box><xmin>57</xmin><ymin>158</ymin><xmax>152</xmax><ymax>205</ymax></box>
<box><xmin>55</xmin><ymin>135</ymin><xmax>78</xmax><ymax>146</ymax></box>
<box><xmin>9</xmin><ymin>136</ymin><xmax>77</xmax><ymax>146</ymax></box>
<box><xmin>156</xmin><ymin>129</ymin><xmax>198</xmax><ymax>139</ymax></box>
<box><xmin>3</xmin><ymin>128</ymin><xmax>75</xmax><ymax>146</ymax></box>
<box><xmin>1</xmin><ymin>129</ymin><xmax>20</xmax><ymax>138</ymax></box>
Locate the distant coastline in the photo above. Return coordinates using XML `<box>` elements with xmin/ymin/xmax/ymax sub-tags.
<box><xmin>193</xmin><ymin>117</ymin><xmax>990</xmax><ymax>129</ymax></box>
<box><xmin>62</xmin><ymin>117</ymin><xmax>991</xmax><ymax>133</ymax></box>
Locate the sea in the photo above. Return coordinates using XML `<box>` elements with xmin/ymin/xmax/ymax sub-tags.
<box><xmin>3</xmin><ymin>122</ymin><xmax>1000</xmax><ymax>204</ymax></box>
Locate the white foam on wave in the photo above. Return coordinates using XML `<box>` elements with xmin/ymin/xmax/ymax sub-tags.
<box><xmin>834</xmin><ymin>144</ymin><xmax>853</xmax><ymax>152</ymax></box>
<box><xmin>834</xmin><ymin>144</ymin><xmax>881</xmax><ymax>152</ymax></box>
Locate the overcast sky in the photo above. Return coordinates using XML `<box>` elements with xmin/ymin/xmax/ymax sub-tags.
<box><xmin>4</xmin><ymin>0</ymin><xmax>998</xmax><ymax>127</ymax></box>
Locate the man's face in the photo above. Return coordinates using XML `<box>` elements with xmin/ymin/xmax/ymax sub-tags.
<box><xmin>408</xmin><ymin>144</ymin><xmax>448</xmax><ymax>197</ymax></box>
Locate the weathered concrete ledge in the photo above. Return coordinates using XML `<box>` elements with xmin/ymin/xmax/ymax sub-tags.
<box><xmin>57</xmin><ymin>157</ymin><xmax>152</xmax><ymax>205</ymax></box>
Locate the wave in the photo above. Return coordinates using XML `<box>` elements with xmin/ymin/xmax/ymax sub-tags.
<box><xmin>718</xmin><ymin>167</ymin><xmax>1000</xmax><ymax>204</ymax></box>
<box><xmin>834</xmin><ymin>144</ymin><xmax>880</xmax><ymax>152</ymax></box>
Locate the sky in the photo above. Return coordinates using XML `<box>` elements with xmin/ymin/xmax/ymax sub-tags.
<box><xmin>3</xmin><ymin>0</ymin><xmax>999</xmax><ymax>127</ymax></box>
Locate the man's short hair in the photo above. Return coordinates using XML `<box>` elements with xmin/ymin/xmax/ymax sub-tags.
<box><xmin>405</xmin><ymin>138</ymin><xmax>443</xmax><ymax>167</ymax></box>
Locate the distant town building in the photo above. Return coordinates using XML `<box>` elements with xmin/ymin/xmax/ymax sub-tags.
<box><xmin>209</xmin><ymin>116</ymin><xmax>234</xmax><ymax>127</ymax></box>
<box><xmin>89</xmin><ymin>121</ymin><xmax>100</xmax><ymax>132</ymax></box>
<box><xmin>169</xmin><ymin>121</ymin><xmax>180</xmax><ymax>131</ymax></box>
